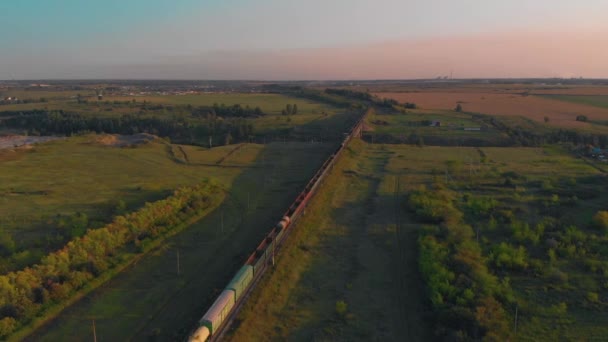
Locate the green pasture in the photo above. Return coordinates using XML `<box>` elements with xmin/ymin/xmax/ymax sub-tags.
<box><xmin>0</xmin><ymin>135</ymin><xmax>333</xmax><ymax>272</ymax></box>
<box><xmin>386</xmin><ymin>144</ymin><xmax>608</xmax><ymax>340</ymax></box>
<box><xmin>24</xmin><ymin>139</ymin><xmax>335</xmax><ymax>341</ymax></box>
<box><xmin>366</xmin><ymin>109</ymin><xmax>505</xmax><ymax>142</ymax></box>
<box><xmin>229</xmin><ymin>140</ymin><xmax>431</xmax><ymax>341</ymax></box>
<box><xmin>230</xmin><ymin>140</ymin><xmax>608</xmax><ymax>341</ymax></box>
<box><xmin>543</xmin><ymin>95</ymin><xmax>608</xmax><ymax>110</ymax></box>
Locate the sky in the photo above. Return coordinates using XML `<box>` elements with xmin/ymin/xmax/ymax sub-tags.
<box><xmin>1</xmin><ymin>0</ymin><xmax>607</xmax><ymax>80</ymax></box>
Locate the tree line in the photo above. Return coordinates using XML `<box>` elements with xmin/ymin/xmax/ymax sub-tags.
<box><xmin>0</xmin><ymin>98</ymin><xmax>48</xmax><ymax>106</ymax></box>
<box><xmin>324</xmin><ymin>88</ymin><xmax>417</xmax><ymax>109</ymax></box>
<box><xmin>0</xmin><ymin>110</ymin><xmax>255</xmax><ymax>146</ymax></box>
<box><xmin>477</xmin><ymin>115</ymin><xmax>608</xmax><ymax>148</ymax></box>
<box><xmin>0</xmin><ymin>182</ymin><xmax>222</xmax><ymax>338</ymax></box>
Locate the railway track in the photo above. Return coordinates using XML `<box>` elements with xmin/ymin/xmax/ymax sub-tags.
<box><xmin>187</xmin><ymin>110</ymin><xmax>368</xmax><ymax>342</ymax></box>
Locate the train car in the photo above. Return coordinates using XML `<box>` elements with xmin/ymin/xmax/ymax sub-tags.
<box><xmin>189</xmin><ymin>326</ymin><xmax>210</xmax><ymax>342</ymax></box>
<box><xmin>226</xmin><ymin>265</ymin><xmax>254</xmax><ymax>301</ymax></box>
<box><xmin>276</xmin><ymin>216</ymin><xmax>291</xmax><ymax>230</ymax></box>
<box><xmin>275</xmin><ymin>225</ymin><xmax>286</xmax><ymax>243</ymax></box>
<box><xmin>199</xmin><ymin>289</ymin><xmax>235</xmax><ymax>335</ymax></box>
<box><xmin>189</xmin><ymin>111</ymin><xmax>368</xmax><ymax>341</ymax></box>
<box><xmin>253</xmin><ymin>247</ymin><xmax>268</xmax><ymax>274</ymax></box>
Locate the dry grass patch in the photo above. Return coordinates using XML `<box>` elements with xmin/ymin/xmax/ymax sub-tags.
<box><xmin>376</xmin><ymin>92</ymin><xmax>608</xmax><ymax>128</ymax></box>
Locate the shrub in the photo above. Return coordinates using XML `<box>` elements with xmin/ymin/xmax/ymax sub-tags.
<box><xmin>576</xmin><ymin>115</ymin><xmax>588</xmax><ymax>122</ymax></box>
<box><xmin>490</xmin><ymin>243</ymin><xmax>529</xmax><ymax>270</ymax></box>
<box><xmin>587</xmin><ymin>292</ymin><xmax>600</xmax><ymax>303</ymax></box>
<box><xmin>335</xmin><ymin>300</ymin><xmax>348</xmax><ymax>317</ymax></box>
<box><xmin>593</xmin><ymin>211</ymin><xmax>608</xmax><ymax>231</ymax></box>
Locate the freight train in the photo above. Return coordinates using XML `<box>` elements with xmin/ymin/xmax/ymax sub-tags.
<box><xmin>188</xmin><ymin>113</ymin><xmax>366</xmax><ymax>342</ymax></box>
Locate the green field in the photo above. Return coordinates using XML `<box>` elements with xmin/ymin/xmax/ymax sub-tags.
<box><xmin>5</xmin><ymin>85</ymin><xmax>608</xmax><ymax>341</ymax></box>
<box><xmin>365</xmin><ymin>109</ymin><xmax>509</xmax><ymax>145</ymax></box>
<box><xmin>228</xmin><ymin>140</ymin><xmax>432</xmax><ymax>341</ymax></box>
<box><xmin>0</xmin><ymin>93</ymin><xmax>336</xmax><ymax>117</ymax></box>
<box><xmin>392</xmin><ymin>144</ymin><xmax>608</xmax><ymax>340</ymax></box>
<box><xmin>24</xmin><ymin>140</ymin><xmax>335</xmax><ymax>341</ymax></box>
<box><xmin>543</xmin><ymin>95</ymin><xmax>608</xmax><ymax>110</ymax></box>
<box><xmin>0</xmin><ymin>137</ymin><xmax>260</xmax><ymax>271</ymax></box>
<box><xmin>227</xmin><ymin>138</ymin><xmax>608</xmax><ymax>341</ymax></box>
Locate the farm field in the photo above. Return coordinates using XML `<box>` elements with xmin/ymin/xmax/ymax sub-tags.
<box><xmin>227</xmin><ymin>140</ymin><xmax>432</xmax><ymax>341</ymax></box>
<box><xmin>0</xmin><ymin>93</ymin><xmax>336</xmax><ymax>117</ymax></box>
<box><xmin>542</xmin><ymin>95</ymin><xmax>608</xmax><ymax>110</ymax></box>
<box><xmin>375</xmin><ymin>91</ymin><xmax>608</xmax><ymax>129</ymax></box>
<box><xmin>0</xmin><ymin>90</ymin><xmax>351</xmax><ymax>145</ymax></box>
<box><xmin>0</xmin><ymin>136</ymin><xmax>256</xmax><ymax>272</ymax></box>
<box><xmin>24</xmin><ymin>140</ymin><xmax>335</xmax><ymax>341</ymax></box>
<box><xmin>4</xmin><ymin>83</ymin><xmax>608</xmax><ymax>341</ymax></box>
<box><xmin>227</xmin><ymin>136</ymin><xmax>608</xmax><ymax>341</ymax></box>
<box><xmin>365</xmin><ymin>109</ymin><xmax>509</xmax><ymax>146</ymax></box>
<box><xmin>396</xmin><ymin>144</ymin><xmax>608</xmax><ymax>340</ymax></box>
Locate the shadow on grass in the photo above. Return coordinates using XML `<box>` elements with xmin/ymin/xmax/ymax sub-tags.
<box><xmin>25</xmin><ymin>141</ymin><xmax>336</xmax><ymax>342</ymax></box>
<box><xmin>260</xmin><ymin>146</ymin><xmax>432</xmax><ymax>342</ymax></box>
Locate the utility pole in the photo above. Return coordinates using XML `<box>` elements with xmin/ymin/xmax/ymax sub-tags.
<box><xmin>514</xmin><ymin>305</ymin><xmax>519</xmax><ymax>334</ymax></box>
<box><xmin>92</xmin><ymin>319</ymin><xmax>97</xmax><ymax>342</ymax></box>
<box><xmin>272</xmin><ymin>240</ymin><xmax>275</xmax><ymax>266</ymax></box>
<box><xmin>177</xmin><ymin>249</ymin><xmax>180</xmax><ymax>276</ymax></box>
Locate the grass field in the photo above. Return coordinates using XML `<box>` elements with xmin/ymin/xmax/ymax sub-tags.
<box><xmin>542</xmin><ymin>95</ymin><xmax>608</xmax><ymax>110</ymax></box>
<box><xmin>0</xmin><ymin>93</ymin><xmax>335</xmax><ymax>116</ymax></box>
<box><xmin>226</xmin><ymin>137</ymin><xmax>608</xmax><ymax>341</ymax></box>
<box><xmin>227</xmin><ymin>140</ymin><xmax>432</xmax><ymax>341</ymax></box>
<box><xmin>365</xmin><ymin>109</ymin><xmax>507</xmax><ymax>144</ymax></box>
<box><xmin>0</xmin><ymin>133</ymin><xmax>339</xmax><ymax>273</ymax></box>
<box><xmin>0</xmin><ymin>137</ymin><xmax>246</xmax><ymax>269</ymax></box>
<box><xmin>390</xmin><ymin>144</ymin><xmax>608</xmax><ymax>340</ymax></box>
<box><xmin>375</xmin><ymin>92</ymin><xmax>608</xmax><ymax>130</ymax></box>
<box><xmin>0</xmin><ymin>91</ymin><xmax>348</xmax><ymax>141</ymax></box>
<box><xmin>24</xmin><ymin>140</ymin><xmax>335</xmax><ymax>341</ymax></box>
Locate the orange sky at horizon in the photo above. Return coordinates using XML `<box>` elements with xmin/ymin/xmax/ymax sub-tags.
<box><xmin>193</xmin><ymin>29</ymin><xmax>608</xmax><ymax>80</ymax></box>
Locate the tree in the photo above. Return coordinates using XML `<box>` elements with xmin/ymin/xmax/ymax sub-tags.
<box><xmin>292</xmin><ymin>104</ymin><xmax>298</xmax><ymax>115</ymax></box>
<box><xmin>455</xmin><ymin>103</ymin><xmax>463</xmax><ymax>112</ymax></box>
<box><xmin>286</xmin><ymin>104</ymin><xmax>293</xmax><ymax>115</ymax></box>
<box><xmin>475</xmin><ymin>297</ymin><xmax>511</xmax><ymax>340</ymax></box>
<box><xmin>544</xmin><ymin>116</ymin><xmax>550</xmax><ymax>123</ymax></box>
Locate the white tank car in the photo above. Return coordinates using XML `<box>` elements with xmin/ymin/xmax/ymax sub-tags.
<box><xmin>189</xmin><ymin>326</ymin><xmax>210</xmax><ymax>342</ymax></box>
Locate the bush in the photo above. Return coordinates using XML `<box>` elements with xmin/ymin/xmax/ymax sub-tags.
<box><xmin>490</xmin><ymin>243</ymin><xmax>529</xmax><ymax>270</ymax></box>
<box><xmin>587</xmin><ymin>292</ymin><xmax>600</xmax><ymax>303</ymax></box>
<box><xmin>408</xmin><ymin>186</ymin><xmax>458</xmax><ymax>223</ymax></box>
<box><xmin>593</xmin><ymin>211</ymin><xmax>608</xmax><ymax>231</ymax></box>
<box><xmin>335</xmin><ymin>300</ymin><xmax>348</xmax><ymax>317</ymax></box>
<box><xmin>576</xmin><ymin>115</ymin><xmax>588</xmax><ymax>122</ymax></box>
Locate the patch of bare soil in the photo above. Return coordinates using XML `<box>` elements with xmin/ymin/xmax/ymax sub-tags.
<box><xmin>0</xmin><ymin>135</ymin><xmax>63</xmax><ymax>150</ymax></box>
<box><xmin>95</xmin><ymin>133</ymin><xmax>157</xmax><ymax>147</ymax></box>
